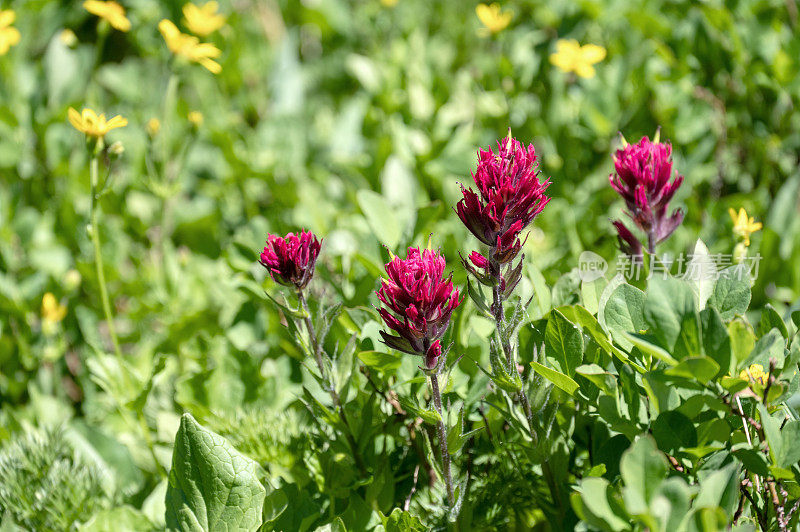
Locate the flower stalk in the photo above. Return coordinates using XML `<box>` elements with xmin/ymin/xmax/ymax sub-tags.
<box><xmin>429</xmin><ymin>372</ymin><xmax>455</xmax><ymax>507</ymax></box>
<box><xmin>297</xmin><ymin>289</ymin><xmax>366</xmax><ymax>476</ymax></box>
<box><xmin>89</xmin><ymin>151</ymin><xmax>123</xmax><ymax>360</ymax></box>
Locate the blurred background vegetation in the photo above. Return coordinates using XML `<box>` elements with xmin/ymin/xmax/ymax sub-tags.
<box><xmin>1</xmin><ymin>0</ymin><xmax>800</xmax><ymax>529</ymax></box>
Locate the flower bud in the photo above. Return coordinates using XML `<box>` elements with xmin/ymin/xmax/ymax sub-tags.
<box><xmin>609</xmin><ymin>134</ymin><xmax>684</xmax><ymax>252</ymax></box>
<box><xmin>259</xmin><ymin>230</ymin><xmax>321</xmax><ymax>290</ymax></box>
<box><xmin>377</xmin><ymin>247</ymin><xmax>461</xmax><ymax>364</ymax></box>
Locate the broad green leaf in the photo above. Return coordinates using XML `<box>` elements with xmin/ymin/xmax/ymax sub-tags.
<box><xmin>545</xmin><ymin>308</ymin><xmax>584</xmax><ymax>376</ymax></box>
<box><xmin>620</xmin><ymin>435</ymin><xmax>668</xmax><ymax>514</ymax></box>
<box><xmin>700</xmin><ymin>308</ymin><xmax>731</xmax><ymax>376</ymax></box>
<box><xmin>531</xmin><ymin>360</ymin><xmax>579</xmax><ymax>395</ymax></box>
<box><xmin>559</xmin><ymin>305</ymin><xmax>637</xmax><ymax>369</ymax></box>
<box><xmin>357</xmin><ymin>351</ymin><xmax>402</xmax><ymax>373</ymax></box>
<box><xmin>165</xmin><ymin>414</ymin><xmax>266</xmax><ymax>532</ymax></box>
<box><xmin>708</xmin><ymin>265</ymin><xmax>751</xmax><ymax>320</ymax></box>
<box><xmin>694</xmin><ymin>464</ymin><xmax>740</xmax><ymax>518</ymax></box>
<box><xmin>356</xmin><ymin>190</ymin><xmax>401</xmax><ymax>248</ymax></box>
<box><xmin>79</xmin><ymin>506</ymin><xmax>156</xmax><ymax>532</ymax></box>
<box><xmin>644</xmin><ymin>277</ymin><xmax>697</xmax><ymax>352</ymax></box>
<box><xmin>382</xmin><ymin>508</ymin><xmax>426</xmax><ymax>531</ymax></box>
<box><xmin>665</xmin><ymin>356</ymin><xmax>720</xmax><ymax>384</ymax></box>
<box><xmin>652</xmin><ymin>411</ymin><xmax>698</xmax><ymax>453</ymax></box>
<box><xmin>600</xmin><ymin>282</ymin><xmax>645</xmax><ymax>352</ymax></box>
<box><xmin>625</xmin><ymin>333</ymin><xmax>678</xmax><ymax>366</ymax></box>
<box><xmin>576</xmin><ymin>364</ymin><xmax>616</xmax><ymax>394</ymax></box>
<box><xmin>581</xmin><ymin>277</ymin><xmax>607</xmax><ymax>316</ymax></box>
<box><xmin>757</xmin><ymin>304</ymin><xmax>789</xmax><ymax>339</ymax></box>
<box><xmin>576</xmin><ymin>477</ymin><xmax>630</xmax><ymax>531</ymax></box>
<box><xmin>744</xmin><ymin>328</ymin><xmax>785</xmax><ymax>369</ymax></box>
<box><xmin>728</xmin><ymin>321</ymin><xmax>756</xmax><ymax>364</ymax></box>
<box><xmin>758</xmin><ymin>405</ymin><xmax>800</xmax><ymax>468</ymax></box>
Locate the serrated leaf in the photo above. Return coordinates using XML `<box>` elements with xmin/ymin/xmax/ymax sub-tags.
<box><xmin>165</xmin><ymin>414</ymin><xmax>266</xmax><ymax>532</ymax></box>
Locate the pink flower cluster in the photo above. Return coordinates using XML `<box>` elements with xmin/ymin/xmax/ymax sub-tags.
<box><xmin>609</xmin><ymin>136</ymin><xmax>684</xmax><ymax>254</ymax></box>
<box><xmin>376</xmin><ymin>247</ymin><xmax>461</xmax><ymax>369</ymax></box>
<box><xmin>456</xmin><ymin>135</ymin><xmax>550</xmax><ymax>266</ymax></box>
<box><xmin>259</xmin><ymin>230</ymin><xmax>321</xmax><ymax>290</ymax></box>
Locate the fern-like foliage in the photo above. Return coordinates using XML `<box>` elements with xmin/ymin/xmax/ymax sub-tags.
<box><xmin>0</xmin><ymin>428</ymin><xmax>109</xmax><ymax>531</ymax></box>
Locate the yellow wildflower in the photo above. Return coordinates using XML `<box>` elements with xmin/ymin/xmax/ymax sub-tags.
<box><xmin>183</xmin><ymin>2</ymin><xmax>226</xmax><ymax>36</ymax></box>
<box><xmin>476</xmin><ymin>3</ymin><xmax>512</xmax><ymax>34</ymax></box>
<box><xmin>739</xmin><ymin>364</ymin><xmax>768</xmax><ymax>386</ymax></box>
<box><xmin>147</xmin><ymin>117</ymin><xmax>161</xmax><ymax>136</ymax></box>
<box><xmin>380</xmin><ymin>0</ymin><xmax>399</xmax><ymax>6</ymax></box>
<box><xmin>159</xmin><ymin>19</ymin><xmax>221</xmax><ymax>74</ymax></box>
<box><xmin>729</xmin><ymin>207</ymin><xmax>762</xmax><ymax>247</ymax></box>
<box><xmin>42</xmin><ymin>293</ymin><xmax>67</xmax><ymax>325</ymax></box>
<box><xmin>0</xmin><ymin>10</ymin><xmax>21</xmax><ymax>55</ymax></box>
<box><xmin>68</xmin><ymin>107</ymin><xmax>128</xmax><ymax>139</ymax></box>
<box><xmin>549</xmin><ymin>39</ymin><xmax>607</xmax><ymax>78</ymax></box>
<box><xmin>83</xmin><ymin>1</ymin><xmax>131</xmax><ymax>32</ymax></box>
<box><xmin>188</xmin><ymin>111</ymin><xmax>203</xmax><ymax>126</ymax></box>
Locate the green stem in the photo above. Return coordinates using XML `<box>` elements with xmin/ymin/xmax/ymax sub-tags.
<box><xmin>89</xmin><ymin>153</ymin><xmax>122</xmax><ymax>360</ymax></box>
<box><xmin>297</xmin><ymin>290</ymin><xmax>367</xmax><ymax>476</ymax></box>
<box><xmin>430</xmin><ymin>373</ymin><xmax>456</xmax><ymax>508</ymax></box>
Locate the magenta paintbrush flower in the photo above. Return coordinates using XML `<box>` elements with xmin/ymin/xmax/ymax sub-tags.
<box><xmin>456</xmin><ymin>134</ymin><xmax>550</xmax><ymax>265</ymax></box>
<box><xmin>259</xmin><ymin>230</ymin><xmax>321</xmax><ymax>289</ymax></box>
<box><xmin>377</xmin><ymin>247</ymin><xmax>461</xmax><ymax>368</ymax></box>
<box><xmin>609</xmin><ymin>135</ymin><xmax>684</xmax><ymax>253</ymax></box>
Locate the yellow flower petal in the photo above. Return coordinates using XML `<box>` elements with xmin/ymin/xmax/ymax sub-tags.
<box><xmin>574</xmin><ymin>62</ymin><xmax>596</xmax><ymax>78</ymax></box>
<box><xmin>183</xmin><ymin>1</ymin><xmax>226</xmax><ymax>36</ymax></box>
<box><xmin>580</xmin><ymin>44</ymin><xmax>606</xmax><ymax>64</ymax></box>
<box><xmin>0</xmin><ymin>9</ymin><xmax>16</xmax><ymax>28</ymax></box>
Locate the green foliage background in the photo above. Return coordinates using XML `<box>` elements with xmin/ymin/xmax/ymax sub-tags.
<box><xmin>1</xmin><ymin>0</ymin><xmax>800</xmax><ymax>530</ymax></box>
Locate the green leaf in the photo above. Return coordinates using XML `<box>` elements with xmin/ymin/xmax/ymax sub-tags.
<box><xmin>381</xmin><ymin>508</ymin><xmax>426</xmax><ymax>531</ymax></box>
<box><xmin>79</xmin><ymin>506</ymin><xmax>156</xmax><ymax>532</ymax></box>
<box><xmin>165</xmin><ymin>414</ymin><xmax>266</xmax><ymax>532</ymax></box>
<box><xmin>357</xmin><ymin>351</ymin><xmax>403</xmax><ymax>373</ymax></box>
<box><xmin>581</xmin><ymin>277</ymin><xmax>607</xmax><ymax>316</ymax></box>
<box><xmin>652</xmin><ymin>411</ymin><xmax>698</xmax><ymax>453</ymax></box>
<box><xmin>758</xmin><ymin>405</ymin><xmax>800</xmax><ymax>468</ymax></box>
<box><xmin>576</xmin><ymin>477</ymin><xmax>630</xmax><ymax>531</ymax></box>
<box><xmin>600</xmin><ymin>282</ymin><xmax>645</xmax><ymax>352</ymax></box>
<box><xmin>620</xmin><ymin>435</ymin><xmax>668</xmax><ymax>514</ymax></box>
<box><xmin>559</xmin><ymin>305</ymin><xmax>637</xmax><ymax>369</ymax></box>
<box><xmin>665</xmin><ymin>356</ymin><xmax>720</xmax><ymax>384</ymax></box>
<box><xmin>728</xmin><ymin>321</ymin><xmax>756</xmax><ymax>364</ymax></box>
<box><xmin>708</xmin><ymin>265</ymin><xmax>751</xmax><ymax>320</ymax></box>
<box><xmin>694</xmin><ymin>464</ymin><xmax>740</xmax><ymax>518</ymax></box>
<box><xmin>576</xmin><ymin>364</ymin><xmax>616</xmax><ymax>394</ymax></box>
<box><xmin>625</xmin><ymin>333</ymin><xmax>678</xmax><ymax>366</ymax></box>
<box><xmin>757</xmin><ymin>304</ymin><xmax>789</xmax><ymax>339</ymax></box>
<box><xmin>644</xmin><ymin>277</ymin><xmax>697</xmax><ymax>352</ymax></box>
<box><xmin>700</xmin><ymin>308</ymin><xmax>731</xmax><ymax>377</ymax></box>
<box><xmin>544</xmin><ymin>308</ymin><xmax>584</xmax><ymax>376</ymax></box>
<box><xmin>356</xmin><ymin>190</ymin><xmax>401</xmax><ymax>248</ymax></box>
<box><xmin>531</xmin><ymin>360</ymin><xmax>579</xmax><ymax>396</ymax></box>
